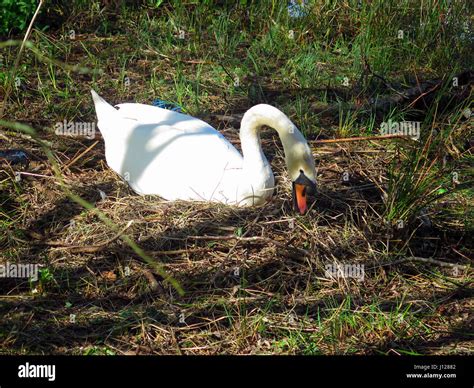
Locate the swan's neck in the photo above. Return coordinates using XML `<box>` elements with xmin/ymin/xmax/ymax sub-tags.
<box><xmin>239</xmin><ymin>104</ymin><xmax>307</xmax><ymax>180</ymax></box>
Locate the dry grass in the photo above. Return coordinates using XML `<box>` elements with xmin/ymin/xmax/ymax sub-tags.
<box><xmin>1</xmin><ymin>128</ymin><xmax>472</xmax><ymax>355</ymax></box>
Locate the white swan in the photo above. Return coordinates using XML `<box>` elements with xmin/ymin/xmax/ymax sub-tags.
<box><xmin>91</xmin><ymin>89</ymin><xmax>317</xmax><ymax>214</ymax></box>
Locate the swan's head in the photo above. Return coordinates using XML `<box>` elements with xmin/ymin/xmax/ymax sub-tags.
<box><xmin>286</xmin><ymin>134</ymin><xmax>317</xmax><ymax>215</ymax></box>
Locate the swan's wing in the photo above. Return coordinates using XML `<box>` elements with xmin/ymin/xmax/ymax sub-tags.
<box><xmin>121</xmin><ymin>122</ymin><xmax>244</xmax><ymax>203</ymax></box>
<box><xmin>92</xmin><ymin>89</ymin><xmax>223</xmax><ymax>137</ymax></box>
<box><xmin>115</xmin><ymin>103</ymin><xmax>214</xmax><ymax>133</ymax></box>
<box><xmin>91</xmin><ymin>90</ymin><xmax>244</xmax><ymax>203</ymax></box>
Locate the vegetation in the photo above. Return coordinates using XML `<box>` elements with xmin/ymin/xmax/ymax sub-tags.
<box><xmin>0</xmin><ymin>0</ymin><xmax>472</xmax><ymax>355</ymax></box>
<box><xmin>0</xmin><ymin>0</ymin><xmax>38</xmax><ymax>35</ymax></box>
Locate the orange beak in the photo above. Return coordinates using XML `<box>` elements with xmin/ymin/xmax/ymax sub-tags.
<box><xmin>294</xmin><ymin>183</ymin><xmax>307</xmax><ymax>215</ymax></box>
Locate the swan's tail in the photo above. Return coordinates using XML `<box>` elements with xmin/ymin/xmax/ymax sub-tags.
<box><xmin>90</xmin><ymin>89</ymin><xmax>118</xmax><ymax>135</ymax></box>
<box><xmin>91</xmin><ymin>89</ymin><xmax>116</xmax><ymax>114</ymax></box>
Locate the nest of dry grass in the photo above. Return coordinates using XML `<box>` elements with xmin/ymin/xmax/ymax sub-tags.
<box><xmin>1</xmin><ymin>124</ymin><xmax>472</xmax><ymax>355</ymax></box>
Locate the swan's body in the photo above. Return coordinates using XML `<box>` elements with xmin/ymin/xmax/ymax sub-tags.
<box><xmin>91</xmin><ymin>90</ymin><xmax>316</xmax><ymax>213</ymax></box>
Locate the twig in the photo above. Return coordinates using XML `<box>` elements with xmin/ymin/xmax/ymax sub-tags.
<box><xmin>147</xmin><ymin>248</ymin><xmax>208</xmax><ymax>255</ymax></box>
<box><xmin>406</xmin><ymin>256</ymin><xmax>470</xmax><ymax>269</ymax></box>
<box><xmin>312</xmin><ymin>134</ymin><xmax>414</xmax><ymax>145</ymax></box>
<box><xmin>363</xmin><ymin>57</ymin><xmax>407</xmax><ymax>98</ymax></box>
<box><xmin>369</xmin><ymin>256</ymin><xmax>470</xmax><ymax>270</ymax></box>
<box><xmin>64</xmin><ymin>140</ymin><xmax>99</xmax><ymax>170</ymax></box>
<box><xmin>407</xmin><ymin>82</ymin><xmax>441</xmax><ymax>109</ymax></box>
<box><xmin>18</xmin><ymin>172</ymin><xmax>55</xmax><ymax>179</ymax></box>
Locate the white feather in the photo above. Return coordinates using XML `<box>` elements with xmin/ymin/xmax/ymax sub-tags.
<box><xmin>90</xmin><ymin>89</ymin><xmax>316</xmax><ymax>207</ymax></box>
